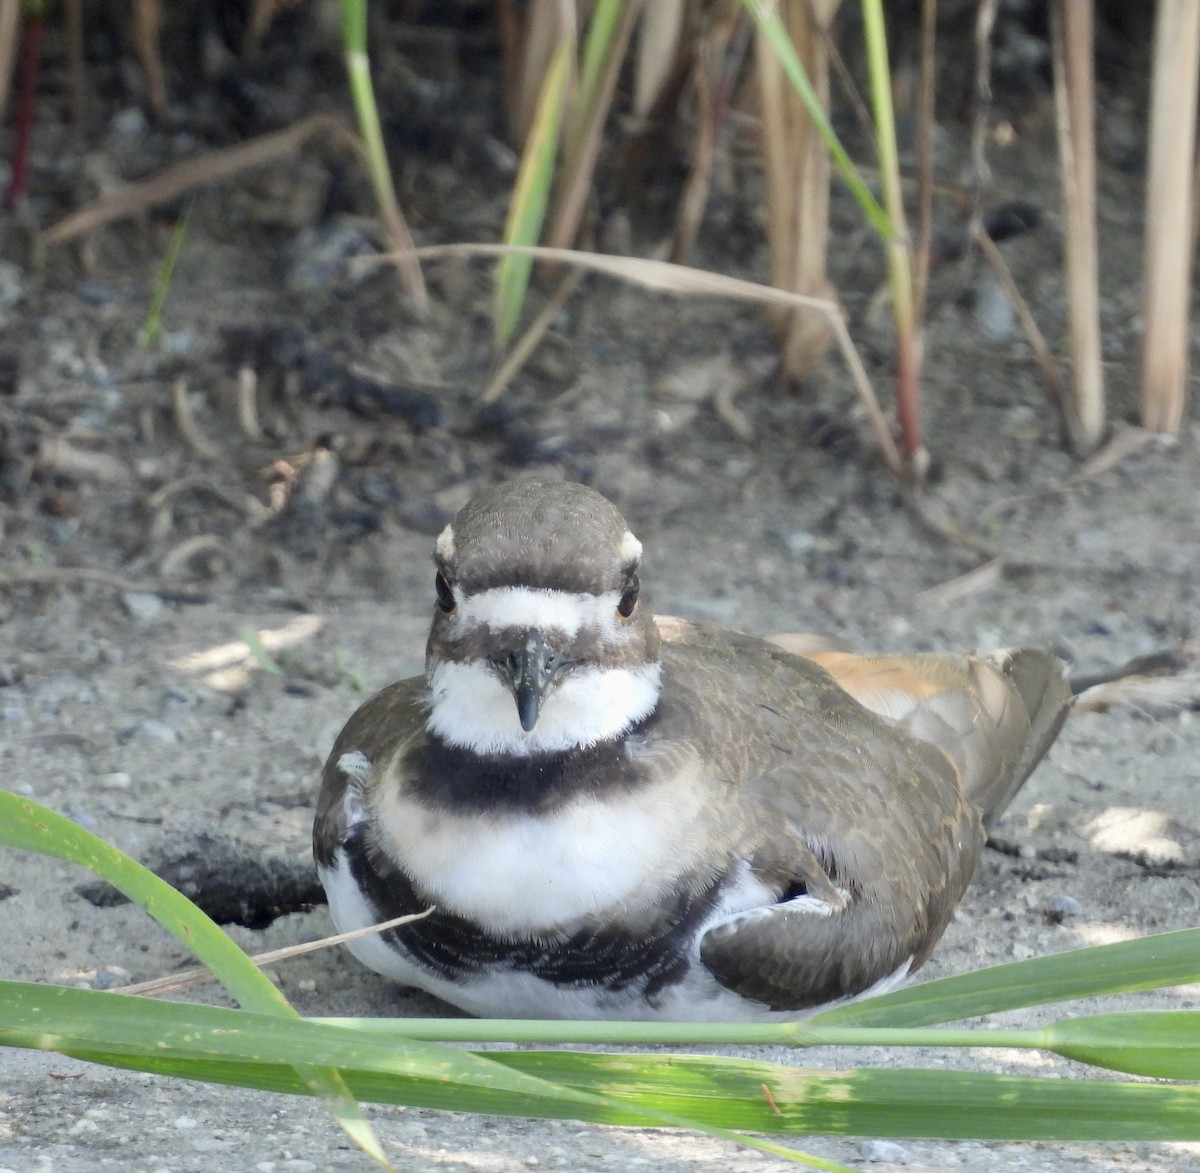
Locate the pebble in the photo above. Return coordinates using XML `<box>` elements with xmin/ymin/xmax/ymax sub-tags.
<box><xmin>286</xmin><ymin>222</ymin><xmax>374</xmax><ymax>292</ymax></box>
<box><xmin>98</xmin><ymin>771</ymin><xmax>132</xmax><ymax>791</ymax></box>
<box><xmin>975</xmin><ymin>271</ymin><xmax>1016</xmax><ymax>341</ymax></box>
<box><xmin>1045</xmin><ymin>894</ymin><xmax>1083</xmax><ymax>919</ymax></box>
<box><xmin>0</xmin><ymin>261</ymin><xmax>23</xmax><ymax>312</ymax></box>
<box><xmin>122</xmin><ymin>592</ymin><xmax>166</xmax><ymax>622</ymax></box>
<box><xmin>859</xmin><ymin>1139</ymin><xmax>910</xmax><ymax>1163</ymax></box>
<box><xmin>111</xmin><ymin>106</ymin><xmax>149</xmax><ymax>137</ymax></box>
<box><xmin>174</xmin><ymin>1115</ymin><xmax>198</xmax><ymax>1130</ymax></box>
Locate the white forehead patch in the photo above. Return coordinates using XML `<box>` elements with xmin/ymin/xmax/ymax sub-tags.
<box><xmin>435</xmin><ymin>524</ymin><xmax>455</xmax><ymax>561</ymax></box>
<box><xmin>457</xmin><ymin>586</ymin><xmax>628</xmax><ymax>640</ymax></box>
<box><xmin>620</xmin><ymin>530</ymin><xmax>642</xmax><ymax>565</ymax></box>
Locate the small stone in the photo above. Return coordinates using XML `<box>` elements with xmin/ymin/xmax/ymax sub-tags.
<box><xmin>174</xmin><ymin>1115</ymin><xmax>198</xmax><ymax>1130</ymax></box>
<box><xmin>68</xmin><ymin>1116</ymin><xmax>100</xmax><ymax>1136</ymax></box>
<box><xmin>859</xmin><ymin>1139</ymin><xmax>910</xmax><ymax>1163</ymax></box>
<box><xmin>111</xmin><ymin>106</ymin><xmax>149</xmax><ymax>137</ymax></box>
<box><xmin>99</xmin><ymin>771</ymin><xmax>132</xmax><ymax>790</ymax></box>
<box><xmin>0</xmin><ymin>261</ymin><xmax>23</xmax><ymax>312</ymax></box>
<box><xmin>975</xmin><ymin>271</ymin><xmax>1016</xmax><ymax>341</ymax></box>
<box><xmin>122</xmin><ymin>592</ymin><xmax>166</xmax><ymax>622</ymax></box>
<box><xmin>1044</xmin><ymin>894</ymin><xmax>1083</xmax><ymax>925</ymax></box>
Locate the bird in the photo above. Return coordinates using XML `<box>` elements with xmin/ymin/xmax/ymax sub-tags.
<box><xmin>313</xmin><ymin>478</ymin><xmax>1070</xmax><ymax>1021</ymax></box>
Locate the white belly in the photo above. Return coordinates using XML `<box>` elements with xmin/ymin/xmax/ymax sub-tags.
<box><xmin>318</xmin><ymin>853</ymin><xmax>913</xmax><ymax>1022</ymax></box>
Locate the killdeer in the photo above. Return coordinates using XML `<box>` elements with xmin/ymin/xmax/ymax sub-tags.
<box><xmin>314</xmin><ymin>479</ymin><xmax>1069</xmax><ymax>1021</ymax></box>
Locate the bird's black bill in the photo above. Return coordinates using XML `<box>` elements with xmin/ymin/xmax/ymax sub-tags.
<box><xmin>504</xmin><ymin>630</ymin><xmax>559</xmax><ymax>732</ymax></box>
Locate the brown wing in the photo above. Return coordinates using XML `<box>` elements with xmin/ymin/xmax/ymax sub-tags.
<box><xmin>312</xmin><ymin>676</ymin><xmax>426</xmax><ymax>870</ymax></box>
<box><xmin>654</xmin><ymin>619</ymin><xmax>1068</xmax><ymax>1010</ymax></box>
<box><xmin>804</xmin><ymin>647</ymin><xmax>1069</xmax><ymax>826</ymax></box>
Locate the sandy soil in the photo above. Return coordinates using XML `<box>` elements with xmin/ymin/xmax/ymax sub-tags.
<box><xmin>2</xmin><ymin>7</ymin><xmax>1199</xmax><ymax>1172</ymax></box>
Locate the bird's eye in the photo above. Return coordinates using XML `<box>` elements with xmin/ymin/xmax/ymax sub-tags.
<box><xmin>435</xmin><ymin>571</ymin><xmax>456</xmax><ymax>614</ymax></box>
<box><xmin>617</xmin><ymin>575</ymin><xmax>639</xmax><ymax>619</ymax></box>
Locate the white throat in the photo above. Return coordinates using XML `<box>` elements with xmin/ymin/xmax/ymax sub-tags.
<box><xmin>425</xmin><ymin>659</ymin><xmax>661</xmax><ymax>756</ymax></box>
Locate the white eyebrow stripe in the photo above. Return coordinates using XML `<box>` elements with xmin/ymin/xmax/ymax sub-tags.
<box><xmin>456</xmin><ymin>586</ymin><xmax>624</xmax><ymax>640</ymax></box>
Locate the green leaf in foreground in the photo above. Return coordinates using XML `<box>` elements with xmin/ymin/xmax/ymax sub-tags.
<box><xmin>0</xmin><ymin>792</ymin><xmax>388</xmax><ymax>1165</ymax></box>
<box><xmin>4</xmin><ymin>983</ymin><xmax>1200</xmax><ymax>1144</ymax></box>
<box><xmin>811</xmin><ymin>927</ymin><xmax>1200</xmax><ymax>1027</ymax></box>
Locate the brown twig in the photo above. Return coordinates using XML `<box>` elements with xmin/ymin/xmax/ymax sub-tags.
<box><xmin>972</xmin><ymin>225</ymin><xmax>1067</xmax><ymax>415</ymax></box>
<box><xmin>482</xmin><ymin>265</ymin><xmax>586</xmax><ymax>402</ymax></box>
<box><xmin>170</xmin><ymin>379</ymin><xmax>221</xmax><ymax>460</ymax></box>
<box><xmin>912</xmin><ymin>0</ymin><xmax>938</xmax><ymax>323</ymax></box>
<box><xmin>132</xmin><ymin>0</ymin><xmax>168</xmax><ymax>121</ymax></box>
<box><xmin>112</xmin><ymin>909</ymin><xmax>435</xmax><ymax>999</ymax></box>
<box><xmin>41</xmin><ymin>115</ymin><xmax>359</xmax><ymax>246</ymax></box>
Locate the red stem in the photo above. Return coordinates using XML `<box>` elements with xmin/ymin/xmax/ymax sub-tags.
<box><xmin>5</xmin><ymin>12</ymin><xmax>46</xmax><ymax>210</ymax></box>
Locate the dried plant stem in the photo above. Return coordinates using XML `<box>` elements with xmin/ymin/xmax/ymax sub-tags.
<box><xmin>1052</xmin><ymin>0</ymin><xmax>1105</xmax><ymax>451</ymax></box>
<box><xmin>42</xmin><ymin>114</ymin><xmax>357</xmax><ymax>246</ymax></box>
<box><xmin>132</xmin><ymin>0</ymin><xmax>168</xmax><ymax>120</ymax></box>
<box><xmin>0</xmin><ymin>0</ymin><xmax>19</xmax><ymax>128</ymax></box>
<box><xmin>912</xmin><ymin>0</ymin><xmax>937</xmax><ymax>322</ymax></box>
<box><xmin>973</xmin><ymin>225</ymin><xmax>1067</xmax><ymax>415</ymax></box>
<box><xmin>755</xmin><ymin>0</ymin><xmax>842</xmax><ymax>379</ymax></box>
<box><xmin>388</xmin><ymin>242</ymin><xmax>904</xmax><ymax>476</ymax></box>
<box><xmin>482</xmin><ymin>265</ymin><xmax>585</xmax><ymax>403</ymax></box>
<box><xmin>862</xmin><ymin>0</ymin><xmax>924</xmax><ymax>476</ymax></box>
<box><xmin>673</xmin><ymin>2</ymin><xmax>746</xmax><ymax>263</ymax></box>
<box><xmin>1139</xmin><ymin>0</ymin><xmax>1200</xmax><ymax>434</ymax></box>
<box><xmin>341</xmin><ymin>0</ymin><xmax>428</xmax><ymax>309</ymax></box>
<box><xmin>65</xmin><ymin>0</ymin><xmax>85</xmax><ymax>123</ymax></box>
<box><xmin>546</xmin><ymin>0</ymin><xmax>644</xmax><ymax>253</ymax></box>
<box><xmin>3</xmin><ymin>1</ymin><xmax>44</xmax><ymax>209</ymax></box>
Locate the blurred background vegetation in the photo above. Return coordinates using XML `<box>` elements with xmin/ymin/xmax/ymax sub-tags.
<box><xmin>0</xmin><ymin>0</ymin><xmax>1194</xmax><ymax>478</ymax></box>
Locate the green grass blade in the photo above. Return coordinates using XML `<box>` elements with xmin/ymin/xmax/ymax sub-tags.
<box><xmin>494</xmin><ymin>39</ymin><xmax>572</xmax><ymax>345</ymax></box>
<box><xmin>0</xmin><ymin>793</ymin><xmax>389</xmax><ymax>1166</ymax></box>
<box><xmin>0</xmin><ymin>982</ymin><xmax>844</xmax><ymax>1169</ymax></box>
<box><xmin>1038</xmin><ymin>1010</ymin><xmax>1200</xmax><ymax>1079</ymax></box>
<box><xmin>811</xmin><ymin>929</ymin><xmax>1200</xmax><ymax>1027</ymax></box>
<box><xmin>140</xmin><ymin>199</ymin><xmax>192</xmax><ymax>349</ymax></box>
<box><xmin>741</xmin><ymin>0</ymin><xmax>891</xmax><ymax>238</ymax></box>
<box><xmin>496</xmin><ymin>1050</ymin><xmax>1200</xmax><ymax>1142</ymax></box>
<box><xmin>573</xmin><ymin>0</ymin><xmax>625</xmax><ymax>144</ymax></box>
<box><xmin>8</xmin><ymin>982</ymin><xmax>1200</xmax><ymax>1145</ymax></box>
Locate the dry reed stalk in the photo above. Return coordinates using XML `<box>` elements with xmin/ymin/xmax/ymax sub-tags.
<box><xmin>754</xmin><ymin>0</ymin><xmax>842</xmax><ymax>380</ymax></box>
<box><xmin>385</xmin><ymin>241</ymin><xmax>904</xmax><ymax>476</ymax></box>
<box><xmin>672</xmin><ymin>1</ymin><xmax>746</xmax><ymax>263</ymax></box>
<box><xmin>634</xmin><ymin>0</ymin><xmax>687</xmax><ymax>118</ymax></box>
<box><xmin>0</xmin><ymin>0</ymin><xmax>19</xmax><ymax>128</ymax></box>
<box><xmin>244</xmin><ymin>0</ymin><xmax>300</xmax><ymax>57</ymax></box>
<box><xmin>65</xmin><ymin>0</ymin><xmax>85</xmax><ymax>124</ymax></box>
<box><xmin>132</xmin><ymin>0</ymin><xmax>168</xmax><ymax>120</ymax></box>
<box><xmin>507</xmin><ymin>0</ymin><xmax>573</xmax><ymax>148</ymax></box>
<box><xmin>1052</xmin><ymin>0</ymin><xmax>1105</xmax><ymax>452</ymax></box>
<box><xmin>912</xmin><ymin>0</ymin><xmax>937</xmax><ymax>322</ymax></box>
<box><xmin>546</xmin><ymin>0</ymin><xmax>645</xmax><ymax>252</ymax></box>
<box><xmin>1139</xmin><ymin>0</ymin><xmax>1200</xmax><ymax>434</ymax></box>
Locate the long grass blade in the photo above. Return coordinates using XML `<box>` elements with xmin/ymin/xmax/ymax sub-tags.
<box><xmin>5</xmin><ymin>983</ymin><xmax>1200</xmax><ymax>1144</ymax></box>
<box><xmin>741</xmin><ymin>0</ymin><xmax>889</xmax><ymax>237</ymax></box>
<box><xmin>0</xmin><ymin>792</ymin><xmax>390</xmax><ymax>1167</ymax></box>
<box><xmin>495</xmin><ymin>36</ymin><xmax>573</xmax><ymax>344</ymax></box>
<box><xmin>813</xmin><ymin>928</ymin><xmax>1200</xmax><ymax>1027</ymax></box>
